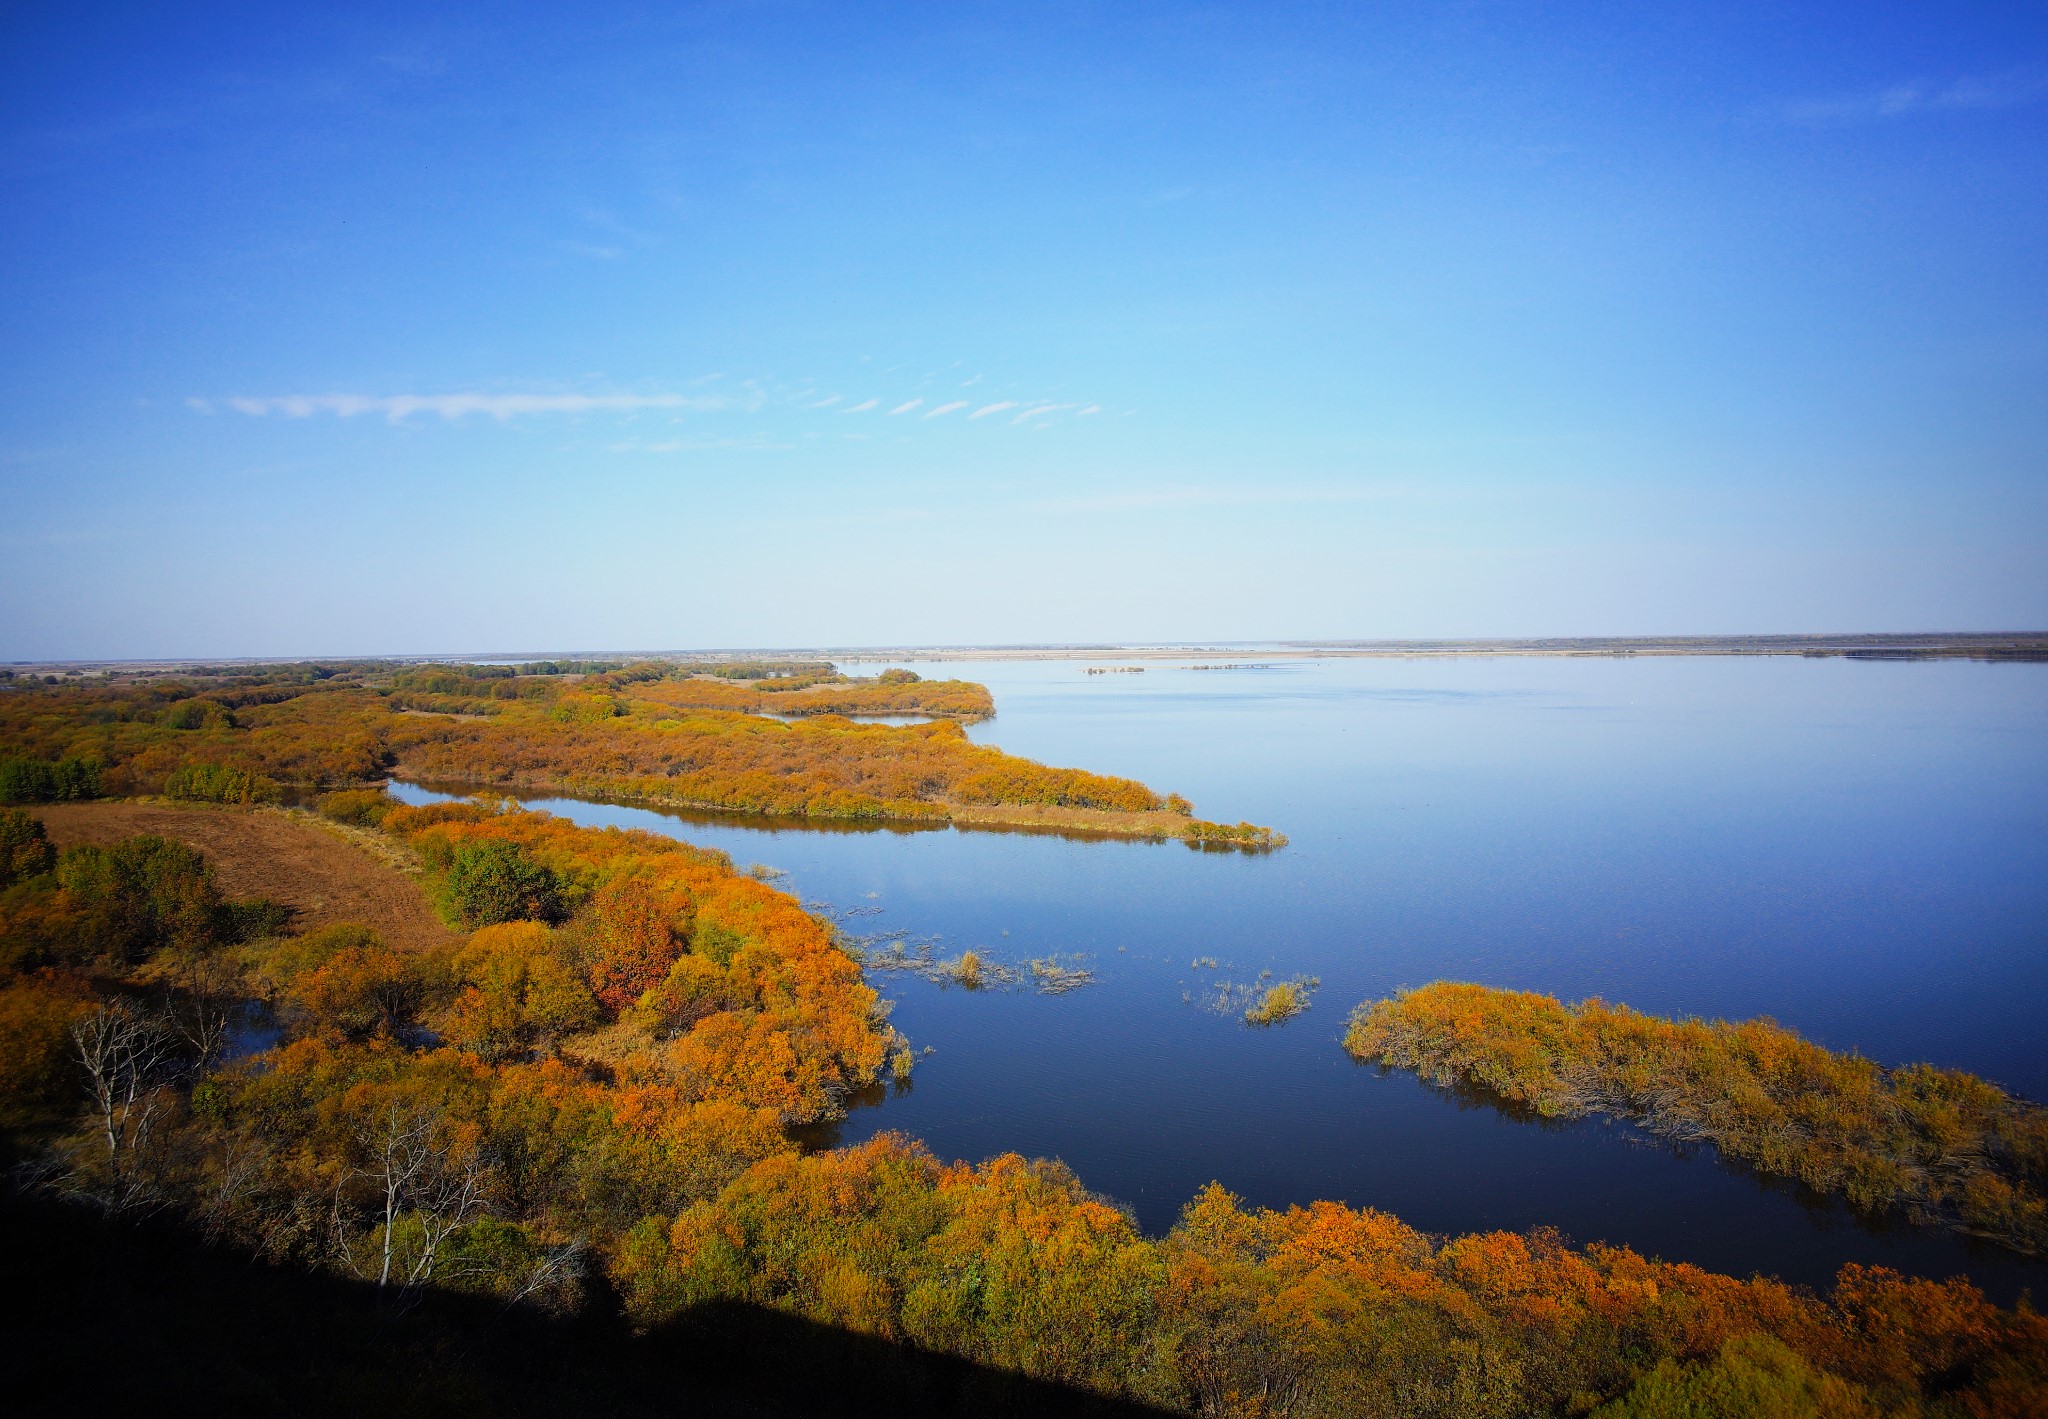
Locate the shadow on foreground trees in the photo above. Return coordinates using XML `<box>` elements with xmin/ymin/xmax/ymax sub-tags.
<box><xmin>0</xmin><ymin>1180</ymin><xmax>1172</xmax><ymax>1419</ymax></box>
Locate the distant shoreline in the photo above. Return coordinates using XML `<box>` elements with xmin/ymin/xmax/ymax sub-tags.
<box><xmin>11</xmin><ymin>631</ymin><xmax>2047</xmax><ymax>674</ymax></box>
<box><xmin>846</xmin><ymin>632</ymin><xmax>2048</xmax><ymax>663</ymax></box>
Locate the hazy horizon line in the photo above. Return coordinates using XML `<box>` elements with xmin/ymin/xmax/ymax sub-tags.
<box><xmin>9</xmin><ymin>630</ymin><xmax>2047</xmax><ymax>671</ymax></box>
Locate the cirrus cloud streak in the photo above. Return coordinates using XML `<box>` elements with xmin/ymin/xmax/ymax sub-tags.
<box><xmin>211</xmin><ymin>392</ymin><xmax>733</xmax><ymax>421</ymax></box>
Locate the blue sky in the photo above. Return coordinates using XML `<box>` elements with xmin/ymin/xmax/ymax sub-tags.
<box><xmin>3</xmin><ymin>2</ymin><xmax>2044</xmax><ymax>657</ymax></box>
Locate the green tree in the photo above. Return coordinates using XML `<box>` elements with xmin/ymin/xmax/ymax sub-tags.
<box><xmin>0</xmin><ymin>808</ymin><xmax>57</xmax><ymax>886</ymax></box>
<box><xmin>0</xmin><ymin>758</ymin><xmax>56</xmax><ymax>804</ymax></box>
<box><xmin>1596</xmin><ymin>1335</ymin><xmax>1880</xmax><ymax>1418</ymax></box>
<box><xmin>162</xmin><ymin>762</ymin><xmax>281</xmax><ymax>804</ymax></box>
<box><xmin>55</xmin><ymin>835</ymin><xmax>223</xmax><ymax>964</ymax></box>
<box><xmin>444</xmin><ymin>840</ymin><xmax>563</xmax><ymax>928</ymax></box>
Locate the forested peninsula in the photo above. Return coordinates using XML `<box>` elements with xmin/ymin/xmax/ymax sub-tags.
<box><xmin>0</xmin><ymin>661</ymin><xmax>1281</xmax><ymax>849</ymax></box>
<box><xmin>1346</xmin><ymin>982</ymin><xmax>2048</xmax><ymax>1257</ymax></box>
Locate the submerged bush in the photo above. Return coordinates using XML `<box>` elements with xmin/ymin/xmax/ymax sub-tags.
<box><xmin>1244</xmin><ymin>979</ymin><xmax>1312</xmax><ymax>1026</ymax></box>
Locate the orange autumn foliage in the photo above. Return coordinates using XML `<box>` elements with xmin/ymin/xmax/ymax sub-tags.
<box><xmin>618</xmin><ymin>1132</ymin><xmax>2048</xmax><ymax>1417</ymax></box>
<box><xmin>628</xmin><ymin>672</ymin><xmax>994</xmax><ymax>722</ymax></box>
<box><xmin>0</xmin><ymin>662</ymin><xmax>1279</xmax><ymax>845</ymax></box>
<box><xmin>1347</xmin><ymin>981</ymin><xmax>2048</xmax><ymax>1255</ymax></box>
<box><xmin>385</xmin><ymin>801</ymin><xmax>891</xmax><ymax>1123</ymax></box>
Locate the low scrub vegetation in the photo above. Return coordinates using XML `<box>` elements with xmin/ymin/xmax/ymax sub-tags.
<box><xmin>1346</xmin><ymin>981</ymin><xmax>2048</xmax><ymax>1255</ymax></box>
<box><xmin>1</xmin><ymin>798</ymin><xmax>897</xmax><ymax>1309</ymax></box>
<box><xmin>0</xmin><ymin>662</ymin><xmax>1280</xmax><ymax>848</ymax></box>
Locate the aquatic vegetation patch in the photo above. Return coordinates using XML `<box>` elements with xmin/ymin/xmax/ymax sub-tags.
<box><xmin>1191</xmin><ymin>970</ymin><xmax>1321</xmax><ymax>1025</ymax></box>
<box><xmin>1243</xmin><ymin>979</ymin><xmax>1315</xmax><ymax>1026</ymax></box>
<box><xmin>845</xmin><ymin>929</ymin><xmax>1096</xmax><ymax>995</ymax></box>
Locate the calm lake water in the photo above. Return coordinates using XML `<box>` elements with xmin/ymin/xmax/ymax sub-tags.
<box><xmin>393</xmin><ymin>654</ymin><xmax>2048</xmax><ymax>1301</ymax></box>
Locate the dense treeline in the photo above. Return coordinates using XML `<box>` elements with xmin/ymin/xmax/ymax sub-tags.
<box><xmin>0</xmin><ymin>664</ymin><xmax>1280</xmax><ymax>847</ymax></box>
<box><xmin>1</xmin><ymin>805</ymin><xmax>2043</xmax><ymax>1412</ymax></box>
<box><xmin>0</xmin><ymin>753</ymin><xmax>105</xmax><ymax>804</ymax></box>
<box><xmin>631</xmin><ymin>669</ymin><xmax>996</xmax><ymax>721</ymax></box>
<box><xmin>1346</xmin><ymin>982</ymin><xmax>2048</xmax><ymax>1255</ymax></box>
<box><xmin>616</xmin><ymin>1134</ymin><xmax>2046</xmax><ymax>1416</ymax></box>
<box><xmin>383</xmin><ymin>661</ymin><xmax>993</xmax><ymax>721</ymax></box>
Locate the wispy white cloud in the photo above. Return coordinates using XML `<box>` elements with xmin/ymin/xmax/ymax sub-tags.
<box><xmin>1781</xmin><ymin>69</ymin><xmax>2048</xmax><ymax>125</ymax></box>
<box><xmin>1010</xmin><ymin>403</ymin><xmax>1067</xmax><ymax>424</ymax></box>
<box><xmin>558</xmin><ymin>240</ymin><xmax>625</xmax><ymax>260</ymax></box>
<box><xmin>202</xmin><ymin>380</ymin><xmax>1103</xmax><ymax>431</ymax></box>
<box><xmin>218</xmin><ymin>392</ymin><xmax>727</xmax><ymax>421</ymax></box>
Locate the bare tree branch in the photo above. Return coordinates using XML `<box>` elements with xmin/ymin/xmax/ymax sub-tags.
<box><xmin>70</xmin><ymin>1002</ymin><xmax>179</xmax><ymax>1209</ymax></box>
<box><xmin>333</xmin><ymin>1098</ymin><xmax>492</xmax><ymax>1299</ymax></box>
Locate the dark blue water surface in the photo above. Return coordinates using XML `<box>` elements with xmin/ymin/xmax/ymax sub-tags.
<box><xmin>395</xmin><ymin>654</ymin><xmax>2048</xmax><ymax>1301</ymax></box>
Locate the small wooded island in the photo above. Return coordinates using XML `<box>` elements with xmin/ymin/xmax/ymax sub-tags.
<box><xmin>1348</xmin><ymin>982</ymin><xmax>2048</xmax><ymax>1256</ymax></box>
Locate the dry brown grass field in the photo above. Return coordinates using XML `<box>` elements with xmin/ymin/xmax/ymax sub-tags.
<box><xmin>32</xmin><ymin>799</ymin><xmax>455</xmax><ymax>953</ymax></box>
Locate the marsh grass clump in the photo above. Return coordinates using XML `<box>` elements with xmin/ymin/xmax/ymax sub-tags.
<box><xmin>1245</xmin><ymin>979</ymin><xmax>1313</xmax><ymax>1026</ymax></box>
<box><xmin>850</xmin><ymin>929</ymin><xmax>1093</xmax><ymax>996</ymax></box>
<box><xmin>1346</xmin><ymin>981</ymin><xmax>2048</xmax><ymax>1256</ymax></box>
<box><xmin>1025</xmin><ymin>956</ymin><xmax>1095</xmax><ymax>994</ymax></box>
<box><xmin>1201</xmin><ymin>971</ymin><xmax>1320</xmax><ymax>1025</ymax></box>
